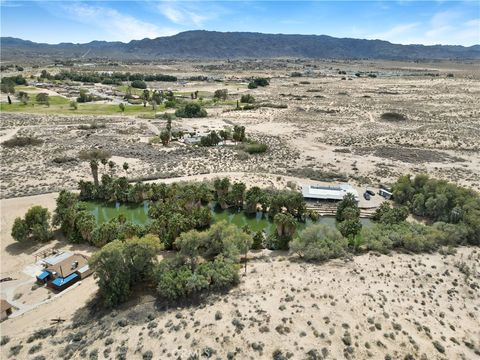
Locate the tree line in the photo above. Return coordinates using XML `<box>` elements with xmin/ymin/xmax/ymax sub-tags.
<box><xmin>39</xmin><ymin>70</ymin><xmax>177</xmax><ymax>84</ymax></box>
<box><xmin>11</xmin><ymin>173</ymin><xmax>480</xmax><ymax>307</ymax></box>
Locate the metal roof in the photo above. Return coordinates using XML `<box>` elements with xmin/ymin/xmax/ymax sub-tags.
<box><xmin>37</xmin><ymin>271</ymin><xmax>50</xmax><ymax>280</ymax></box>
<box><xmin>41</xmin><ymin>251</ymin><xmax>74</xmax><ymax>266</ymax></box>
<box><xmin>77</xmin><ymin>265</ymin><xmax>90</xmax><ymax>273</ymax></box>
<box><xmin>302</xmin><ymin>184</ymin><xmax>359</xmax><ymax>201</ymax></box>
<box><xmin>51</xmin><ymin>273</ymin><xmax>79</xmax><ymax>287</ymax></box>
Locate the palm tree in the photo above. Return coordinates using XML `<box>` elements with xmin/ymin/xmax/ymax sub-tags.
<box><xmin>108</xmin><ymin>160</ymin><xmax>116</xmax><ymax>175</ymax></box>
<box><xmin>101</xmin><ymin>158</ymin><xmax>108</xmax><ymax>173</ymax></box>
<box><xmin>273</xmin><ymin>213</ymin><xmax>297</xmax><ymax>238</ymax></box>
<box><xmin>141</xmin><ymin>89</ymin><xmax>150</xmax><ymax>107</ymax></box>
<box><xmin>90</xmin><ymin>159</ymin><xmax>99</xmax><ymax>187</ymax></box>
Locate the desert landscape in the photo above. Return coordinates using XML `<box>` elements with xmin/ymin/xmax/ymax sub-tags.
<box><xmin>1</xmin><ymin>58</ymin><xmax>479</xmax><ymax>360</ymax></box>
<box><xmin>1</xmin><ymin>59</ymin><xmax>479</xmax><ymax>200</ymax></box>
<box><xmin>1</xmin><ymin>2</ymin><xmax>480</xmax><ymax>359</ymax></box>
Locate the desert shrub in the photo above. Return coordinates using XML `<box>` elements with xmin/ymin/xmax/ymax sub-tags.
<box><xmin>189</xmin><ymin>75</ymin><xmax>208</xmax><ymax>81</ymax></box>
<box><xmin>27</xmin><ymin>328</ymin><xmax>57</xmax><ymax>343</ymax></box>
<box><xmin>240</xmin><ymin>94</ymin><xmax>255</xmax><ymax>103</ymax></box>
<box><xmin>78</xmin><ymin>122</ymin><xmax>106</xmax><ymax>130</ymax></box>
<box><xmin>244</xmin><ymin>142</ymin><xmax>267</xmax><ymax>154</ymax></box>
<box><xmin>156</xmin><ymin>256</ymin><xmax>239</xmax><ymax>301</ymax></box>
<box><xmin>164</xmin><ymin>99</ymin><xmax>176</xmax><ymax>108</ymax></box>
<box><xmin>12</xmin><ymin>206</ymin><xmax>52</xmax><ymax>243</ymax></box>
<box><xmin>402</xmin><ymin>224</ymin><xmax>441</xmax><ymax>252</ymax></box>
<box><xmin>381</xmin><ymin>112</ymin><xmax>407</xmax><ymax>121</ymax></box>
<box><xmin>251</xmin><ymin>231</ymin><xmax>264</xmax><ymax>250</ymax></box>
<box><xmin>28</xmin><ymin>343</ymin><xmax>42</xmax><ymax>354</ymax></box>
<box><xmin>250</xmin><ymin>77</ymin><xmax>269</xmax><ymax>88</ymax></box>
<box><xmin>143</xmin><ymin>350</ymin><xmax>153</xmax><ymax>360</ymax></box>
<box><xmin>290</xmin><ymin>72</ymin><xmax>302</xmax><ymax>77</ymax></box>
<box><xmin>360</xmin><ymin>225</ymin><xmax>393</xmax><ymax>254</ymax></box>
<box><xmin>213</xmin><ymin>89</ymin><xmax>228</xmax><ymax>101</ymax></box>
<box><xmin>242</xmin><ymin>104</ymin><xmax>256</xmax><ymax>110</ymax></box>
<box><xmin>257</xmin><ymin>102</ymin><xmax>287</xmax><ymax>109</ymax></box>
<box><xmin>131</xmin><ymin>80</ymin><xmax>147</xmax><ymax>89</ymax></box>
<box><xmin>35</xmin><ymin>92</ymin><xmax>49</xmax><ymax>104</ymax></box>
<box><xmin>433</xmin><ymin>222</ymin><xmax>469</xmax><ymax>246</ymax></box>
<box><xmin>77</xmin><ymin>89</ymin><xmax>94</xmax><ymax>103</ymax></box>
<box><xmin>290</xmin><ymin>224</ymin><xmax>347</xmax><ymax>262</ymax></box>
<box><xmin>265</xmin><ymin>233</ymin><xmax>291</xmax><ymax>251</ymax></box>
<box><xmin>363</xmin><ymin>221</ymin><xmax>449</xmax><ymax>253</ymax></box>
<box><xmin>0</xmin><ymin>336</ymin><xmax>10</xmax><ymax>346</ymax></box>
<box><xmin>175</xmin><ymin>103</ymin><xmax>207</xmax><ymax>118</ymax></box>
<box><xmin>372</xmin><ymin>202</ymin><xmax>409</xmax><ymax>224</ymax></box>
<box><xmin>9</xmin><ymin>344</ymin><xmax>23</xmax><ymax>356</ymax></box>
<box><xmin>2</xmin><ymin>136</ymin><xmax>43</xmax><ymax>148</ymax></box>
<box><xmin>200</xmin><ymin>131</ymin><xmax>221</xmax><ymax>147</ymax></box>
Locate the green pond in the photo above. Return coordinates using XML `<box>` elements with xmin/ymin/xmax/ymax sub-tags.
<box><xmin>84</xmin><ymin>201</ymin><xmax>372</xmax><ymax>234</ymax></box>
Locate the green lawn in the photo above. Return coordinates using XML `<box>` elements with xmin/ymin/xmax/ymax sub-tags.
<box><xmin>1</xmin><ymin>97</ymin><xmax>165</xmax><ymax>116</ymax></box>
<box><xmin>114</xmin><ymin>85</ymin><xmax>144</xmax><ymax>96</ymax></box>
<box><xmin>14</xmin><ymin>85</ymin><xmax>42</xmax><ymax>92</ymax></box>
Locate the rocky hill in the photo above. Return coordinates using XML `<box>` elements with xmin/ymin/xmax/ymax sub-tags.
<box><xmin>2</xmin><ymin>30</ymin><xmax>479</xmax><ymax>60</ymax></box>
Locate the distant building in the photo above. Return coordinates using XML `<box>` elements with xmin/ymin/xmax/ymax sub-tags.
<box><xmin>302</xmin><ymin>184</ymin><xmax>359</xmax><ymax>202</ymax></box>
<box><xmin>1</xmin><ymin>299</ymin><xmax>13</xmax><ymax>321</ymax></box>
<box><xmin>36</xmin><ymin>252</ymin><xmax>92</xmax><ymax>291</ymax></box>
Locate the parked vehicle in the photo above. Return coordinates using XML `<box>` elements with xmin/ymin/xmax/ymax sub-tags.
<box><xmin>363</xmin><ymin>192</ymin><xmax>371</xmax><ymax>200</ymax></box>
<box><xmin>366</xmin><ymin>189</ymin><xmax>375</xmax><ymax>196</ymax></box>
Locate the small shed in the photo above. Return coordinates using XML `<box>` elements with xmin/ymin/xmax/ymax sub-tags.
<box><xmin>77</xmin><ymin>264</ymin><xmax>93</xmax><ymax>279</ymax></box>
<box><xmin>1</xmin><ymin>299</ymin><xmax>13</xmax><ymax>321</ymax></box>
<box><xmin>50</xmin><ymin>273</ymin><xmax>80</xmax><ymax>292</ymax></box>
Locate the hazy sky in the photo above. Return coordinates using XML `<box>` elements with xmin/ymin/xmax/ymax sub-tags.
<box><xmin>1</xmin><ymin>1</ymin><xmax>479</xmax><ymax>46</ymax></box>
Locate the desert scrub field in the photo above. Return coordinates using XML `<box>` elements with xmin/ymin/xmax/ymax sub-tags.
<box><xmin>1</xmin><ymin>59</ymin><xmax>479</xmax><ymax>197</ymax></box>
<box><xmin>2</xmin><ymin>248</ymin><xmax>479</xmax><ymax>359</ymax></box>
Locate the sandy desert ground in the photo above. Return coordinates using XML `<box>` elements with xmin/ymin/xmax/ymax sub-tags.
<box><xmin>1</xmin><ymin>59</ymin><xmax>480</xmax><ymax>359</ymax></box>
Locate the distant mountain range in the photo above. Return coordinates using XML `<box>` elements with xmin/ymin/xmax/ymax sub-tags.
<box><xmin>2</xmin><ymin>30</ymin><xmax>479</xmax><ymax>60</ymax></box>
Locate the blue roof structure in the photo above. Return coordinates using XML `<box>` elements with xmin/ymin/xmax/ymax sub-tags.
<box><xmin>51</xmin><ymin>273</ymin><xmax>79</xmax><ymax>287</ymax></box>
<box><xmin>37</xmin><ymin>271</ymin><xmax>50</xmax><ymax>280</ymax></box>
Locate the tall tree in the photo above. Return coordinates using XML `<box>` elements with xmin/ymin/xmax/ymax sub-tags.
<box><xmin>273</xmin><ymin>213</ymin><xmax>297</xmax><ymax>238</ymax></box>
<box><xmin>90</xmin><ymin>159</ymin><xmax>99</xmax><ymax>187</ymax></box>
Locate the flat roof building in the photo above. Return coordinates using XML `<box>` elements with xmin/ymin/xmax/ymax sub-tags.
<box><xmin>302</xmin><ymin>184</ymin><xmax>359</xmax><ymax>202</ymax></box>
